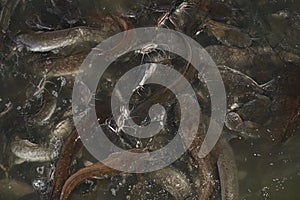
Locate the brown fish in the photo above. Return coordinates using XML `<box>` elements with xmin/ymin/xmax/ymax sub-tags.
<box><xmin>49</xmin><ymin>130</ymin><xmax>82</xmax><ymax>200</ymax></box>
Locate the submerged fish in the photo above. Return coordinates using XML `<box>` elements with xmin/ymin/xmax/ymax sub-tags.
<box><xmin>205</xmin><ymin>20</ymin><xmax>252</xmax><ymax>48</ymax></box>
<box><xmin>10</xmin><ymin>137</ymin><xmax>59</xmax><ymax>164</ymax></box>
<box><xmin>146</xmin><ymin>166</ymin><xmax>194</xmax><ymax>199</ymax></box>
<box><xmin>15</xmin><ymin>26</ymin><xmax>110</xmax><ymax>52</ymax></box>
<box><xmin>32</xmin><ymin>53</ymin><xmax>86</xmax><ymax>78</ymax></box>
<box><xmin>15</xmin><ymin>14</ymin><xmax>131</xmax><ymax>53</ymax></box>
<box><xmin>28</xmin><ymin>92</ymin><xmax>57</xmax><ymax>126</ymax></box>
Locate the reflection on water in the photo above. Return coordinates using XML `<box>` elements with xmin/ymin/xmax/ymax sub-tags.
<box><xmin>0</xmin><ymin>0</ymin><xmax>299</xmax><ymax>199</ymax></box>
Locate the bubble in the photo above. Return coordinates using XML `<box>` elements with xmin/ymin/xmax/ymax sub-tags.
<box><xmin>36</xmin><ymin>166</ymin><xmax>45</xmax><ymax>175</ymax></box>
<box><xmin>111</xmin><ymin>188</ymin><xmax>117</xmax><ymax>196</ymax></box>
<box><xmin>51</xmin><ymin>90</ymin><xmax>58</xmax><ymax>97</ymax></box>
<box><xmin>32</xmin><ymin>179</ymin><xmax>47</xmax><ymax>192</ymax></box>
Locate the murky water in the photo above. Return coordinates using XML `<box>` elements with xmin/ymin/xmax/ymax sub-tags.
<box><xmin>0</xmin><ymin>0</ymin><xmax>299</xmax><ymax>200</ymax></box>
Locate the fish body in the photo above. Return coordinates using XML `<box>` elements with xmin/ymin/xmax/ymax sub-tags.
<box><xmin>10</xmin><ymin>138</ymin><xmax>58</xmax><ymax>164</ymax></box>
<box><xmin>16</xmin><ymin>26</ymin><xmax>107</xmax><ymax>52</ymax></box>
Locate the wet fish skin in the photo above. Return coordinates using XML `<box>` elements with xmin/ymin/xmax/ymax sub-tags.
<box><xmin>215</xmin><ymin>136</ymin><xmax>239</xmax><ymax>200</ymax></box>
<box><xmin>186</xmin><ymin>118</ymin><xmax>218</xmax><ymax>200</ymax></box>
<box><xmin>32</xmin><ymin>53</ymin><xmax>86</xmax><ymax>78</ymax></box>
<box><xmin>59</xmin><ymin>162</ymin><xmax>120</xmax><ymax>200</ymax></box>
<box><xmin>0</xmin><ymin>0</ymin><xmax>20</xmax><ymax>32</ymax></box>
<box><xmin>15</xmin><ymin>26</ymin><xmax>108</xmax><ymax>52</ymax></box>
<box><xmin>10</xmin><ymin>137</ymin><xmax>58</xmax><ymax>164</ymax></box>
<box><xmin>205</xmin><ymin>45</ymin><xmax>292</xmax><ymax>83</ymax></box>
<box><xmin>49</xmin><ymin>130</ymin><xmax>82</xmax><ymax>200</ymax></box>
<box><xmin>0</xmin><ymin>0</ymin><xmax>21</xmax><ymax>54</ymax></box>
<box><xmin>218</xmin><ymin>65</ymin><xmax>265</xmax><ymax>104</ymax></box>
<box><xmin>28</xmin><ymin>92</ymin><xmax>57</xmax><ymax>126</ymax></box>
<box><xmin>50</xmin><ymin>118</ymin><xmax>74</xmax><ymax>139</ymax></box>
<box><xmin>189</xmin><ymin>0</ymin><xmax>233</xmax><ymax>20</ymax></box>
<box><xmin>15</xmin><ymin>14</ymin><xmax>132</xmax><ymax>54</ymax></box>
<box><xmin>205</xmin><ymin>19</ymin><xmax>252</xmax><ymax>48</ymax></box>
<box><xmin>146</xmin><ymin>166</ymin><xmax>194</xmax><ymax>199</ymax></box>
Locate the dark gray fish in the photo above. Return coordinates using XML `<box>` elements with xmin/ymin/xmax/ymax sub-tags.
<box><xmin>0</xmin><ymin>0</ymin><xmax>20</xmax><ymax>53</ymax></box>
<box><xmin>16</xmin><ymin>26</ymin><xmax>110</xmax><ymax>52</ymax></box>
<box><xmin>218</xmin><ymin>65</ymin><xmax>265</xmax><ymax>103</ymax></box>
<box><xmin>146</xmin><ymin>166</ymin><xmax>193</xmax><ymax>199</ymax></box>
<box><xmin>225</xmin><ymin>112</ymin><xmax>262</xmax><ymax>139</ymax></box>
<box><xmin>205</xmin><ymin>45</ymin><xmax>286</xmax><ymax>83</ymax></box>
<box><xmin>0</xmin><ymin>0</ymin><xmax>20</xmax><ymax>33</ymax></box>
<box><xmin>205</xmin><ymin>20</ymin><xmax>252</xmax><ymax>48</ymax></box>
<box><xmin>214</xmin><ymin>136</ymin><xmax>239</xmax><ymax>200</ymax></box>
<box><xmin>32</xmin><ymin>53</ymin><xmax>86</xmax><ymax>78</ymax></box>
<box><xmin>189</xmin><ymin>0</ymin><xmax>233</xmax><ymax>20</ymax></box>
<box><xmin>205</xmin><ymin>45</ymin><xmax>254</xmax><ymax>68</ymax></box>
